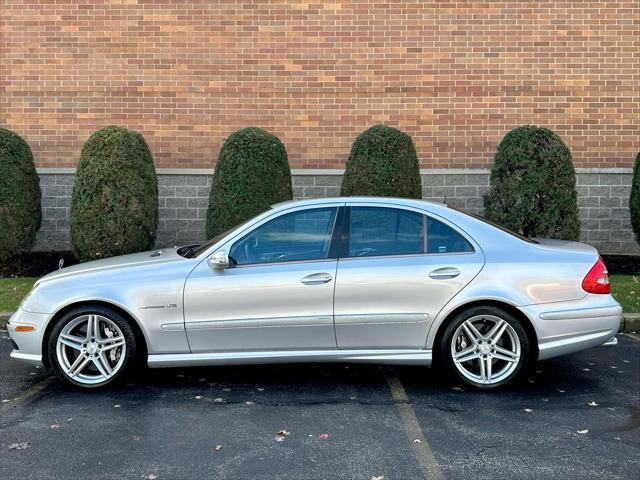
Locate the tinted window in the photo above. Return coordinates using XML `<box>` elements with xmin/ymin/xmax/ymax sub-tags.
<box><xmin>349</xmin><ymin>207</ymin><xmax>424</xmax><ymax>257</ymax></box>
<box><xmin>427</xmin><ymin>217</ymin><xmax>473</xmax><ymax>254</ymax></box>
<box><xmin>230</xmin><ymin>208</ymin><xmax>337</xmax><ymax>265</ymax></box>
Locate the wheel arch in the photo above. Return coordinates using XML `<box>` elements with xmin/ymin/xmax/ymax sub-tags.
<box><xmin>431</xmin><ymin>299</ymin><xmax>539</xmax><ymax>363</ymax></box>
<box><xmin>41</xmin><ymin>300</ymin><xmax>149</xmax><ymax>368</ymax></box>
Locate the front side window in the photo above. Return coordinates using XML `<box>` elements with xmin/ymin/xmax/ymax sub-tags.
<box><xmin>229</xmin><ymin>207</ymin><xmax>338</xmax><ymax>265</ymax></box>
<box><xmin>348</xmin><ymin>207</ymin><xmax>424</xmax><ymax>257</ymax></box>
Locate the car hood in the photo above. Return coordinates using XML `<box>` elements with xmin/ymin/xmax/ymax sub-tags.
<box><xmin>37</xmin><ymin>248</ymin><xmax>186</xmax><ymax>284</ymax></box>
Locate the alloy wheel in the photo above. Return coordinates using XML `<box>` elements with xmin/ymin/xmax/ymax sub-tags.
<box><xmin>450</xmin><ymin>314</ymin><xmax>521</xmax><ymax>385</ymax></box>
<box><xmin>55</xmin><ymin>314</ymin><xmax>127</xmax><ymax>385</ymax></box>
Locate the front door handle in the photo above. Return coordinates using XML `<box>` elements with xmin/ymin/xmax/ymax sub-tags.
<box><xmin>301</xmin><ymin>273</ymin><xmax>333</xmax><ymax>285</ymax></box>
<box><xmin>428</xmin><ymin>267</ymin><xmax>461</xmax><ymax>279</ymax></box>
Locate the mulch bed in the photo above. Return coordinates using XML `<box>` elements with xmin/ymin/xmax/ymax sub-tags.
<box><xmin>1</xmin><ymin>251</ymin><xmax>639</xmax><ymax>278</ymax></box>
<box><xmin>0</xmin><ymin>251</ymin><xmax>79</xmax><ymax>278</ymax></box>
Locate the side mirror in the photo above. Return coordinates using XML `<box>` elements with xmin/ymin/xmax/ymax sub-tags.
<box><xmin>208</xmin><ymin>251</ymin><xmax>232</xmax><ymax>269</ymax></box>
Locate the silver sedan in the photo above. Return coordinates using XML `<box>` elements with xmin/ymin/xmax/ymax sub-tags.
<box><xmin>8</xmin><ymin>197</ymin><xmax>621</xmax><ymax>389</ymax></box>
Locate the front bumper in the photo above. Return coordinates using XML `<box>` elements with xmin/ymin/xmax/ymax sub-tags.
<box><xmin>7</xmin><ymin>309</ymin><xmax>50</xmax><ymax>366</ymax></box>
<box><xmin>520</xmin><ymin>295</ymin><xmax>622</xmax><ymax>361</ymax></box>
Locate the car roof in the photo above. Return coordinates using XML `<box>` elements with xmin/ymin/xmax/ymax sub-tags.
<box><xmin>271</xmin><ymin>196</ymin><xmax>447</xmax><ymax>212</ymax></box>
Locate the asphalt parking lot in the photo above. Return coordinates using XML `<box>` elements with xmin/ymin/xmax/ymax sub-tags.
<box><xmin>1</xmin><ymin>333</ymin><xmax>638</xmax><ymax>480</ymax></box>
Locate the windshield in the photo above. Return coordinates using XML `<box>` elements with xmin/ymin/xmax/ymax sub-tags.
<box><xmin>452</xmin><ymin>208</ymin><xmax>539</xmax><ymax>244</ymax></box>
<box><xmin>178</xmin><ymin>217</ymin><xmax>256</xmax><ymax>258</ymax></box>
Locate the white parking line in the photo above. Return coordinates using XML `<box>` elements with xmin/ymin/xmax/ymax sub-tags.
<box><xmin>387</xmin><ymin>375</ymin><xmax>443</xmax><ymax>480</ymax></box>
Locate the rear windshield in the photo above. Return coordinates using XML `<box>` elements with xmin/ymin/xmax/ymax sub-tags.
<box><xmin>452</xmin><ymin>208</ymin><xmax>539</xmax><ymax>244</ymax></box>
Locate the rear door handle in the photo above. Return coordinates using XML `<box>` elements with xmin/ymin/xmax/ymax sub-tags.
<box><xmin>428</xmin><ymin>267</ymin><xmax>461</xmax><ymax>279</ymax></box>
<box><xmin>301</xmin><ymin>273</ymin><xmax>333</xmax><ymax>285</ymax></box>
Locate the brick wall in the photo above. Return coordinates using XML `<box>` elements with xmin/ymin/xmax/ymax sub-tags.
<box><xmin>2</xmin><ymin>1</ymin><xmax>638</xmax><ymax>170</ymax></box>
<box><xmin>34</xmin><ymin>171</ymin><xmax>639</xmax><ymax>254</ymax></box>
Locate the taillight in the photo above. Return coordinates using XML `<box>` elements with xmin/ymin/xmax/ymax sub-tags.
<box><xmin>582</xmin><ymin>256</ymin><xmax>611</xmax><ymax>294</ymax></box>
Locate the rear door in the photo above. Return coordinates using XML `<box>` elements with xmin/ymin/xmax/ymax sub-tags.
<box><xmin>333</xmin><ymin>204</ymin><xmax>485</xmax><ymax>349</ymax></box>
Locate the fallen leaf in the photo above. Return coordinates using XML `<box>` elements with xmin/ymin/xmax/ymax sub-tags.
<box><xmin>256</xmin><ymin>387</ymin><xmax>265</xmax><ymax>392</ymax></box>
<box><xmin>371</xmin><ymin>476</ymin><xmax>384</xmax><ymax>480</ymax></box>
<box><xmin>1</xmin><ymin>399</ymin><xmax>9</xmax><ymax>403</ymax></box>
<box><xmin>588</xmin><ymin>401</ymin><xmax>599</xmax><ymax>407</ymax></box>
<box><xmin>214</xmin><ymin>444</ymin><xmax>222</xmax><ymax>452</ymax></box>
<box><xmin>132</xmin><ymin>435</ymin><xmax>143</xmax><ymax>441</ymax></box>
<box><xmin>50</xmin><ymin>424</ymin><xmax>62</xmax><ymax>429</ymax></box>
<box><xmin>556</xmin><ymin>388</ymin><xmax>566</xmax><ymax>393</ymax></box>
<box><xmin>195</xmin><ymin>396</ymin><xmax>203</xmax><ymax>400</ymax></box>
<box><xmin>577</xmin><ymin>429</ymin><xmax>589</xmax><ymax>435</ymax></box>
<box><xmin>213</xmin><ymin>398</ymin><xmax>224</xmax><ymax>403</ymax></box>
<box><xmin>277</xmin><ymin>430</ymin><xmax>290</xmax><ymax>437</ymax></box>
<box><xmin>145</xmin><ymin>475</ymin><xmax>157</xmax><ymax>480</ymax></box>
<box><xmin>524</xmin><ymin>408</ymin><xmax>533</xmax><ymax>413</ymax></box>
<box><xmin>319</xmin><ymin>433</ymin><xmax>329</xmax><ymax>440</ymax></box>
<box><xmin>610</xmin><ymin>366</ymin><xmax>617</xmax><ymax>369</ymax></box>
<box><xmin>113</xmin><ymin>404</ymin><xmax>121</xmax><ymax>408</ymax></box>
<box><xmin>8</xmin><ymin>442</ymin><xmax>30</xmax><ymax>450</ymax></box>
<box><xmin>413</xmin><ymin>439</ymin><xmax>421</xmax><ymax>444</ymax></box>
<box><xmin>245</xmin><ymin>401</ymin><xmax>254</xmax><ymax>406</ymax></box>
<box><xmin>582</xmin><ymin>368</ymin><xmax>591</xmax><ymax>372</ymax></box>
<box><xmin>274</xmin><ymin>436</ymin><xmax>285</xmax><ymax>442</ymax></box>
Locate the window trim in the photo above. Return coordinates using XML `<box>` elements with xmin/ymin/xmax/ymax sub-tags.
<box><xmin>340</xmin><ymin>205</ymin><xmax>476</xmax><ymax>260</ymax></box>
<box><xmin>227</xmin><ymin>206</ymin><xmax>340</xmax><ymax>267</ymax></box>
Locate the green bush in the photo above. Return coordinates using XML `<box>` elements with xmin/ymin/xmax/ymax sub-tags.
<box><xmin>630</xmin><ymin>152</ymin><xmax>640</xmax><ymax>245</ymax></box>
<box><xmin>70</xmin><ymin>126</ymin><xmax>158</xmax><ymax>261</ymax></box>
<box><xmin>340</xmin><ymin>124</ymin><xmax>421</xmax><ymax>198</ymax></box>
<box><xmin>0</xmin><ymin>128</ymin><xmax>41</xmax><ymax>261</ymax></box>
<box><xmin>206</xmin><ymin>127</ymin><xmax>293</xmax><ymax>238</ymax></box>
<box><xmin>483</xmin><ymin>125</ymin><xmax>580</xmax><ymax>240</ymax></box>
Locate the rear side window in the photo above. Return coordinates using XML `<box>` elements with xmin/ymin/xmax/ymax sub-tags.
<box><xmin>349</xmin><ymin>207</ymin><xmax>424</xmax><ymax>257</ymax></box>
<box><xmin>427</xmin><ymin>217</ymin><xmax>474</xmax><ymax>254</ymax></box>
<box><xmin>346</xmin><ymin>206</ymin><xmax>474</xmax><ymax>257</ymax></box>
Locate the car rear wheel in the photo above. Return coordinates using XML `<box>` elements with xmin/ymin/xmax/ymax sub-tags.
<box><xmin>440</xmin><ymin>306</ymin><xmax>531</xmax><ymax>389</ymax></box>
<box><xmin>47</xmin><ymin>306</ymin><xmax>139</xmax><ymax>388</ymax></box>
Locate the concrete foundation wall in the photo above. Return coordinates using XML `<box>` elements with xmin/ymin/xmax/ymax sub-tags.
<box><xmin>33</xmin><ymin>169</ymin><xmax>638</xmax><ymax>255</ymax></box>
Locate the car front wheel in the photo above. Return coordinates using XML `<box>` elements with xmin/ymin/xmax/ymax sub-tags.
<box><xmin>440</xmin><ymin>306</ymin><xmax>531</xmax><ymax>389</ymax></box>
<box><xmin>47</xmin><ymin>306</ymin><xmax>138</xmax><ymax>388</ymax></box>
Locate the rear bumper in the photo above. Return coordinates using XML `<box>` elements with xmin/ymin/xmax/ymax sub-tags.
<box><xmin>520</xmin><ymin>296</ymin><xmax>622</xmax><ymax>361</ymax></box>
<box><xmin>7</xmin><ymin>309</ymin><xmax>49</xmax><ymax>367</ymax></box>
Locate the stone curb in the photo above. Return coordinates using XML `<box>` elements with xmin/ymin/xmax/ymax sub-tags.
<box><xmin>1</xmin><ymin>311</ymin><xmax>638</xmax><ymax>333</ymax></box>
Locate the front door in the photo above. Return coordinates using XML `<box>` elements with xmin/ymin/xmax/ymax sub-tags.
<box><xmin>334</xmin><ymin>205</ymin><xmax>485</xmax><ymax>349</ymax></box>
<box><xmin>183</xmin><ymin>206</ymin><xmax>340</xmax><ymax>353</ymax></box>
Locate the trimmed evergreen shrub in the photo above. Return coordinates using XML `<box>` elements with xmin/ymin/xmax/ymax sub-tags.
<box><xmin>483</xmin><ymin>125</ymin><xmax>580</xmax><ymax>240</ymax></box>
<box><xmin>630</xmin><ymin>152</ymin><xmax>640</xmax><ymax>245</ymax></box>
<box><xmin>340</xmin><ymin>124</ymin><xmax>421</xmax><ymax>198</ymax></box>
<box><xmin>206</xmin><ymin>127</ymin><xmax>293</xmax><ymax>238</ymax></box>
<box><xmin>0</xmin><ymin>128</ymin><xmax>41</xmax><ymax>261</ymax></box>
<box><xmin>70</xmin><ymin>126</ymin><xmax>158</xmax><ymax>261</ymax></box>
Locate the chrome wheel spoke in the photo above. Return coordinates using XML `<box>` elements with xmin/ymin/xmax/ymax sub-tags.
<box><xmin>68</xmin><ymin>355</ymin><xmax>91</xmax><ymax>378</ymax></box>
<box><xmin>494</xmin><ymin>345</ymin><xmax>519</xmax><ymax>363</ymax></box>
<box><xmin>488</xmin><ymin>320</ymin><xmax>508</xmax><ymax>346</ymax></box>
<box><xmin>100</xmin><ymin>336</ymin><xmax>125</xmax><ymax>351</ymax></box>
<box><xmin>462</xmin><ymin>321</ymin><xmax>482</xmax><ymax>343</ymax></box>
<box><xmin>454</xmin><ymin>346</ymin><xmax>480</xmax><ymax>364</ymax></box>
<box><xmin>58</xmin><ymin>333</ymin><xmax>84</xmax><ymax>351</ymax></box>
<box><xmin>484</xmin><ymin>357</ymin><xmax>492</xmax><ymax>382</ymax></box>
<box><xmin>92</xmin><ymin>354</ymin><xmax>112</xmax><ymax>378</ymax></box>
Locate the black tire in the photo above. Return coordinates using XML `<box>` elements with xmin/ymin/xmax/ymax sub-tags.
<box><xmin>47</xmin><ymin>305</ymin><xmax>140</xmax><ymax>389</ymax></box>
<box><xmin>439</xmin><ymin>306</ymin><xmax>532</xmax><ymax>389</ymax></box>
